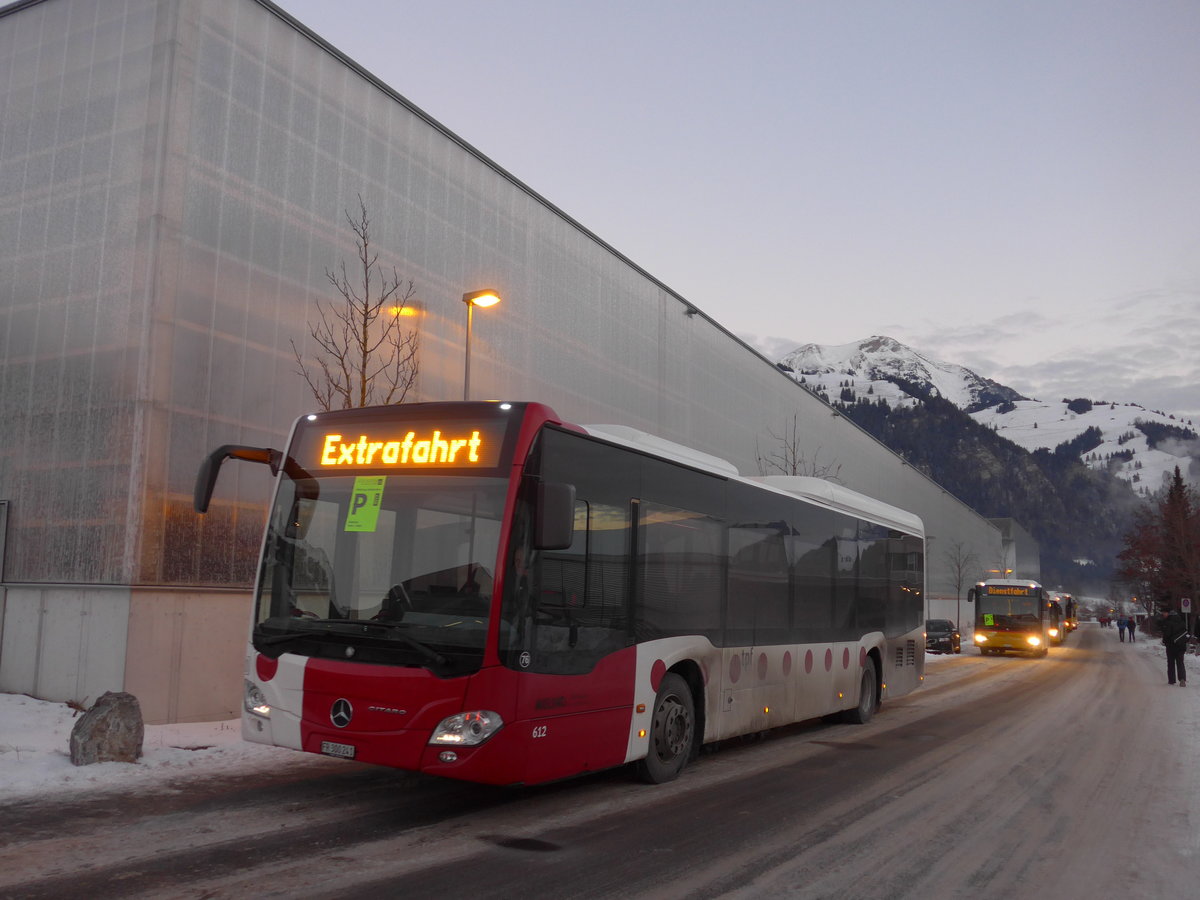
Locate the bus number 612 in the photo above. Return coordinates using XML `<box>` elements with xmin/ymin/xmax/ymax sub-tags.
<box><xmin>532</xmin><ymin>725</ymin><xmax>548</xmax><ymax>739</ymax></box>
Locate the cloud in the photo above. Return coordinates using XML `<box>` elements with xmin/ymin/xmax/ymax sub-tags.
<box><xmin>900</xmin><ymin>287</ymin><xmax>1200</xmax><ymax>418</ymax></box>
<box><xmin>739</xmin><ymin>332</ymin><xmax>809</xmax><ymax>361</ymax></box>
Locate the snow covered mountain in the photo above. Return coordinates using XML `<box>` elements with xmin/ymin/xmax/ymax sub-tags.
<box><xmin>776</xmin><ymin>336</ymin><xmax>1199</xmax><ymax>496</ymax></box>
<box><xmin>972</xmin><ymin>399</ymin><xmax>1199</xmax><ymax>497</ymax></box>
<box><xmin>778</xmin><ymin>335</ymin><xmax>1025</xmax><ymax>413</ymax></box>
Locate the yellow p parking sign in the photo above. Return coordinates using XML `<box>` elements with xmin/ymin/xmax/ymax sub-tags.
<box><xmin>344</xmin><ymin>476</ymin><xmax>386</xmax><ymax>532</ymax></box>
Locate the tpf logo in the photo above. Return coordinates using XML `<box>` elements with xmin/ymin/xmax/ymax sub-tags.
<box><xmin>330</xmin><ymin>698</ymin><xmax>353</xmax><ymax>728</ymax></box>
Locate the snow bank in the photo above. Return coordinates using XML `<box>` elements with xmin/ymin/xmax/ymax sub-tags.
<box><xmin>0</xmin><ymin>651</ymin><xmax>959</xmax><ymax>803</ymax></box>
<box><xmin>0</xmin><ymin>693</ymin><xmax>298</xmax><ymax>802</ymax></box>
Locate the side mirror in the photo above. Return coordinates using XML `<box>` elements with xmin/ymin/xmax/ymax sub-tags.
<box><xmin>194</xmin><ymin>444</ymin><xmax>281</xmax><ymax>513</ymax></box>
<box><xmin>534</xmin><ymin>481</ymin><xmax>576</xmax><ymax>550</ymax></box>
<box><xmin>967</xmin><ymin>588</ymin><xmax>976</xmax><ymax>603</ymax></box>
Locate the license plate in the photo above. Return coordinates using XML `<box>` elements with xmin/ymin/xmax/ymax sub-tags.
<box><xmin>320</xmin><ymin>740</ymin><xmax>356</xmax><ymax>759</ymax></box>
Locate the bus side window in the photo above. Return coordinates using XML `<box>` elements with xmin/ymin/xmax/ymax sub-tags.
<box><xmin>531</xmin><ymin>500</ymin><xmax>629</xmax><ymax>674</ymax></box>
<box><xmin>637</xmin><ymin>501</ymin><xmax>724</xmax><ymax>643</ymax></box>
<box><xmin>790</xmin><ymin>512</ymin><xmax>837</xmax><ymax>643</ymax></box>
<box><xmin>727</xmin><ymin>524</ymin><xmax>790</xmax><ymax>647</ymax></box>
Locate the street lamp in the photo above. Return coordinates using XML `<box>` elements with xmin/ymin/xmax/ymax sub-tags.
<box><xmin>462</xmin><ymin>289</ymin><xmax>501</xmax><ymax>401</ymax></box>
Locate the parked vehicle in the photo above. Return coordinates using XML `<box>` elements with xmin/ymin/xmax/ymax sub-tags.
<box><xmin>925</xmin><ymin>619</ymin><xmax>961</xmax><ymax>654</ymax></box>
<box><xmin>194</xmin><ymin>400</ymin><xmax>928</xmax><ymax>786</ymax></box>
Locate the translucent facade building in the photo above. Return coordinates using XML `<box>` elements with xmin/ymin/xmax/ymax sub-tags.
<box><xmin>0</xmin><ymin>0</ymin><xmax>1002</xmax><ymax>722</ymax></box>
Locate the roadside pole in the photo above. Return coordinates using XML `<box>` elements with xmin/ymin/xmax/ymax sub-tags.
<box><xmin>1182</xmin><ymin>597</ymin><xmax>1193</xmax><ymax>653</ymax></box>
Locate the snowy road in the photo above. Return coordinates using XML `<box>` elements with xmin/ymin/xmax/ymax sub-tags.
<box><xmin>2</xmin><ymin>624</ymin><xmax>1196</xmax><ymax>899</ymax></box>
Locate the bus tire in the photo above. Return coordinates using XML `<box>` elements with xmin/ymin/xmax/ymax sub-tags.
<box><xmin>636</xmin><ymin>672</ymin><xmax>694</xmax><ymax>784</ymax></box>
<box><xmin>844</xmin><ymin>657</ymin><xmax>878</xmax><ymax>725</ymax></box>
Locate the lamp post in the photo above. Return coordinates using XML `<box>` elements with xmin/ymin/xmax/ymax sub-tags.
<box><xmin>462</xmin><ymin>289</ymin><xmax>501</xmax><ymax>400</ymax></box>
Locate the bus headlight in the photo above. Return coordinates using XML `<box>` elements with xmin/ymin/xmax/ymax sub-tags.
<box><xmin>1026</xmin><ymin>635</ymin><xmax>1042</xmax><ymax>647</ymax></box>
<box><xmin>974</xmin><ymin>634</ymin><xmax>988</xmax><ymax>644</ymax></box>
<box><xmin>430</xmin><ymin>710</ymin><xmax>504</xmax><ymax>746</ymax></box>
<box><xmin>1048</xmin><ymin>628</ymin><xmax>1059</xmax><ymax>638</ymax></box>
<box><xmin>244</xmin><ymin>680</ymin><xmax>271</xmax><ymax>718</ymax></box>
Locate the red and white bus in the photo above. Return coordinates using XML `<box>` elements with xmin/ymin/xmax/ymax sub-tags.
<box><xmin>195</xmin><ymin>401</ymin><xmax>926</xmax><ymax>786</ymax></box>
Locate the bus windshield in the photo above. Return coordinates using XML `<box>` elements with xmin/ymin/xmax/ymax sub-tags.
<box><xmin>977</xmin><ymin>593</ymin><xmax>1041</xmax><ymax>624</ymax></box>
<box><xmin>253</xmin><ymin>470</ymin><xmax>508</xmax><ymax>673</ymax></box>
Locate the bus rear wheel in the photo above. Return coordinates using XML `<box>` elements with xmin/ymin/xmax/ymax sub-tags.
<box><xmin>843</xmin><ymin>657</ymin><xmax>878</xmax><ymax>724</ymax></box>
<box><xmin>636</xmin><ymin>672</ymin><xmax>694</xmax><ymax>784</ymax></box>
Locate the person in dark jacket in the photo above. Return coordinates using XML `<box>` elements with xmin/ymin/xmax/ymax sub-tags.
<box><xmin>1160</xmin><ymin>608</ymin><xmax>1189</xmax><ymax>686</ymax></box>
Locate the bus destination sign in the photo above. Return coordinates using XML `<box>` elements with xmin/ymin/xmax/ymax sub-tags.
<box><xmin>317</xmin><ymin>428</ymin><xmax>501</xmax><ymax>469</ymax></box>
<box><xmin>984</xmin><ymin>585</ymin><xmax>1033</xmax><ymax>597</ymax></box>
<box><xmin>292</xmin><ymin>412</ymin><xmax>518</xmax><ymax>475</ymax></box>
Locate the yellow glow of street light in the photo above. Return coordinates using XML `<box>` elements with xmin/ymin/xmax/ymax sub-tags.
<box><xmin>462</xmin><ymin>289</ymin><xmax>501</xmax><ymax>309</ymax></box>
<box><xmin>462</xmin><ymin>289</ymin><xmax>502</xmax><ymax>401</ymax></box>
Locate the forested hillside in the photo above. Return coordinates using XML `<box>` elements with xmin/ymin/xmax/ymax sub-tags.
<box><xmin>835</xmin><ymin>388</ymin><xmax>1141</xmax><ymax>590</ymax></box>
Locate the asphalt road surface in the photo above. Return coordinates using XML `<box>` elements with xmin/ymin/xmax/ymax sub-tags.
<box><xmin>2</xmin><ymin>623</ymin><xmax>1196</xmax><ymax>899</ymax></box>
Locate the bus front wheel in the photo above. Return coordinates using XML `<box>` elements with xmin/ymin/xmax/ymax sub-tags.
<box><xmin>636</xmin><ymin>673</ymin><xmax>695</xmax><ymax>784</ymax></box>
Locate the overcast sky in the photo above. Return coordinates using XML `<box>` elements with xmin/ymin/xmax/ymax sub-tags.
<box><xmin>274</xmin><ymin>0</ymin><xmax>1200</xmax><ymax>422</ymax></box>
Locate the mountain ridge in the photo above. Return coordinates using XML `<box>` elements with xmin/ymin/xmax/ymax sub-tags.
<box><xmin>779</xmin><ymin>335</ymin><xmax>1026</xmax><ymax>413</ymax></box>
<box><xmin>773</xmin><ymin>335</ymin><xmax>1198</xmax><ymax>591</ymax></box>
<box><xmin>779</xmin><ymin>335</ymin><xmax>1198</xmax><ymax>496</ymax></box>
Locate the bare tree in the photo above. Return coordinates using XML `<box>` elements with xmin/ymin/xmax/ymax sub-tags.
<box><xmin>942</xmin><ymin>539</ymin><xmax>980</xmax><ymax>629</ymax></box>
<box><xmin>292</xmin><ymin>196</ymin><xmax>419</xmax><ymax>410</ymax></box>
<box><xmin>755</xmin><ymin>414</ymin><xmax>843</xmax><ymax>482</ymax></box>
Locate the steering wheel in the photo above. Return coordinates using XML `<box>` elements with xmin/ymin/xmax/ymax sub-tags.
<box><xmin>385</xmin><ymin>583</ymin><xmax>414</xmax><ymax>614</ymax></box>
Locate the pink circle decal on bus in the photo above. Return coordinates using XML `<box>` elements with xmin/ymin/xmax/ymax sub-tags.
<box><xmin>842</xmin><ymin>648</ymin><xmax>850</xmax><ymax>669</ymax></box>
<box><xmin>255</xmin><ymin>654</ymin><xmax>278</xmax><ymax>682</ymax></box>
<box><xmin>859</xmin><ymin>647</ymin><xmax>867</xmax><ymax>668</ymax></box>
<box><xmin>783</xmin><ymin>651</ymin><xmax>793</xmax><ymax>676</ymax></box>
<box><xmin>730</xmin><ymin>653</ymin><xmax>741</xmax><ymax>684</ymax></box>
<box><xmin>651</xmin><ymin>659</ymin><xmax>667</xmax><ymax>692</ymax></box>
<box><xmin>804</xmin><ymin>650</ymin><xmax>814</xmax><ymax>674</ymax></box>
<box><xmin>824</xmin><ymin>649</ymin><xmax>833</xmax><ymax>672</ymax></box>
<box><xmin>757</xmin><ymin>653</ymin><xmax>768</xmax><ymax>680</ymax></box>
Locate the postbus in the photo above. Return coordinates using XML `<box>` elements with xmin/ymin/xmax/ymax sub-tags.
<box><xmin>1050</xmin><ymin>590</ymin><xmax>1078</xmax><ymax>634</ymax></box>
<box><xmin>195</xmin><ymin>401</ymin><xmax>926</xmax><ymax>786</ymax></box>
<box><xmin>968</xmin><ymin>578</ymin><xmax>1061</xmax><ymax>656</ymax></box>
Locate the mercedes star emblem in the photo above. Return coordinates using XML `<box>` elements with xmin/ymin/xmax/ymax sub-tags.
<box><xmin>330</xmin><ymin>698</ymin><xmax>353</xmax><ymax>728</ymax></box>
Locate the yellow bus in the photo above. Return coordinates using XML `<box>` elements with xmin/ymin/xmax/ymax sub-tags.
<box><xmin>968</xmin><ymin>579</ymin><xmax>1061</xmax><ymax>657</ymax></box>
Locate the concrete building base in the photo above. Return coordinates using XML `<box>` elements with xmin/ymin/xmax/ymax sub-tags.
<box><xmin>0</xmin><ymin>585</ymin><xmax>247</xmax><ymax>725</ymax></box>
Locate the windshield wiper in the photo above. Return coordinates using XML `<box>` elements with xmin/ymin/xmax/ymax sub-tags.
<box><xmin>254</xmin><ymin>620</ymin><xmax>447</xmax><ymax>666</ymax></box>
<box><xmin>366</xmin><ymin>623</ymin><xmax>448</xmax><ymax>666</ymax></box>
<box><xmin>256</xmin><ymin>631</ymin><xmax>313</xmax><ymax>646</ymax></box>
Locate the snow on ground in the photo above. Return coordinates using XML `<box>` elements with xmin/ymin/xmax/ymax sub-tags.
<box><xmin>0</xmin><ymin>694</ymin><xmax>301</xmax><ymax>802</ymax></box>
<box><xmin>1</xmin><ymin>636</ymin><xmax>1187</xmax><ymax>805</ymax></box>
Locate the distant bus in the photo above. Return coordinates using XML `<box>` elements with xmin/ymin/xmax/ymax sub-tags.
<box><xmin>968</xmin><ymin>578</ymin><xmax>1061</xmax><ymax>656</ymax></box>
<box><xmin>195</xmin><ymin>401</ymin><xmax>926</xmax><ymax>786</ymax></box>
<box><xmin>1049</xmin><ymin>590</ymin><xmax>1078</xmax><ymax>634</ymax></box>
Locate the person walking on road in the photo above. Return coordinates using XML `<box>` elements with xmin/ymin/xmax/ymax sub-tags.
<box><xmin>1117</xmin><ymin>614</ymin><xmax>1128</xmax><ymax>642</ymax></box>
<box><xmin>1160</xmin><ymin>607</ymin><xmax>1189</xmax><ymax>686</ymax></box>
<box><xmin>1128</xmin><ymin>615</ymin><xmax>1136</xmax><ymax>642</ymax></box>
